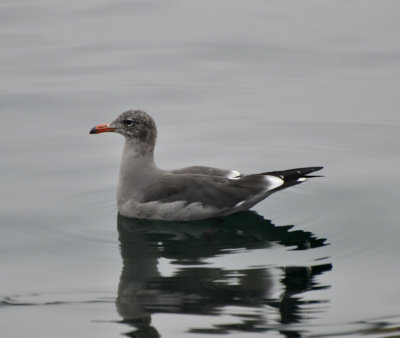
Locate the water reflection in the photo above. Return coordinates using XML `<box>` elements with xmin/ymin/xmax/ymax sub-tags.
<box><xmin>116</xmin><ymin>212</ymin><xmax>331</xmax><ymax>337</ymax></box>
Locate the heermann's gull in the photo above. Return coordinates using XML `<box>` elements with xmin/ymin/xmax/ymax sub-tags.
<box><xmin>90</xmin><ymin>110</ymin><xmax>323</xmax><ymax>221</ymax></box>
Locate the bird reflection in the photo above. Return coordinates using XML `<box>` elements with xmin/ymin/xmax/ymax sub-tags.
<box><xmin>116</xmin><ymin>211</ymin><xmax>331</xmax><ymax>337</ymax></box>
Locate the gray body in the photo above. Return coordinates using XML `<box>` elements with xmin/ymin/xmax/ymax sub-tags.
<box><xmin>90</xmin><ymin>110</ymin><xmax>322</xmax><ymax>221</ymax></box>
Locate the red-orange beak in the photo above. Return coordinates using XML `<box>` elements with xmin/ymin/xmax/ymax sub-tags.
<box><xmin>89</xmin><ymin>123</ymin><xmax>116</xmax><ymax>134</ymax></box>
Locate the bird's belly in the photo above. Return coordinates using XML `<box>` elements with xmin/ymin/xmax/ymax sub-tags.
<box><xmin>118</xmin><ymin>200</ymin><xmax>222</xmax><ymax>221</ymax></box>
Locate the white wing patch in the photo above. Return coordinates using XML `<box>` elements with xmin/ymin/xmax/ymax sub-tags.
<box><xmin>226</xmin><ymin>170</ymin><xmax>241</xmax><ymax>180</ymax></box>
<box><xmin>263</xmin><ymin>175</ymin><xmax>284</xmax><ymax>190</ymax></box>
<box><xmin>235</xmin><ymin>200</ymin><xmax>246</xmax><ymax>207</ymax></box>
<box><xmin>233</xmin><ymin>175</ymin><xmax>284</xmax><ymax>210</ymax></box>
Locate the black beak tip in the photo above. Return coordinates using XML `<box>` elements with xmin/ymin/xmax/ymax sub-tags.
<box><xmin>89</xmin><ymin>127</ymin><xmax>97</xmax><ymax>134</ymax></box>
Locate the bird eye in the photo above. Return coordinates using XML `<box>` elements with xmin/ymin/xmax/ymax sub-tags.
<box><xmin>123</xmin><ymin>119</ymin><xmax>134</xmax><ymax>126</ymax></box>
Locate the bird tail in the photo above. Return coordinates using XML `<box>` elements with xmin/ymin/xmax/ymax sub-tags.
<box><xmin>261</xmin><ymin>166</ymin><xmax>323</xmax><ymax>192</ymax></box>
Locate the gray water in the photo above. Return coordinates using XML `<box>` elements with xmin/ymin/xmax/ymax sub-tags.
<box><xmin>1</xmin><ymin>1</ymin><xmax>400</xmax><ymax>337</ymax></box>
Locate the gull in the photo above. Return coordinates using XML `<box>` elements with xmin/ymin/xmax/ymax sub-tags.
<box><xmin>90</xmin><ymin>110</ymin><xmax>322</xmax><ymax>221</ymax></box>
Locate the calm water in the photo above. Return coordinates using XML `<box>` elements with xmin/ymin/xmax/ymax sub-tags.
<box><xmin>1</xmin><ymin>1</ymin><xmax>400</xmax><ymax>337</ymax></box>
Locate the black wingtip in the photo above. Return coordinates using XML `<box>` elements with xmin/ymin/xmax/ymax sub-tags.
<box><xmin>261</xmin><ymin>166</ymin><xmax>324</xmax><ymax>182</ymax></box>
<box><xmin>311</xmin><ymin>166</ymin><xmax>324</xmax><ymax>172</ymax></box>
<box><xmin>302</xmin><ymin>166</ymin><xmax>323</xmax><ymax>174</ymax></box>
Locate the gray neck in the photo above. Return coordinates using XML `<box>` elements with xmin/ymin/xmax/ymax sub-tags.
<box><xmin>117</xmin><ymin>139</ymin><xmax>160</xmax><ymax>207</ymax></box>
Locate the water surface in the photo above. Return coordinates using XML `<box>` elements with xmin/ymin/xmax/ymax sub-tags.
<box><xmin>1</xmin><ymin>1</ymin><xmax>400</xmax><ymax>337</ymax></box>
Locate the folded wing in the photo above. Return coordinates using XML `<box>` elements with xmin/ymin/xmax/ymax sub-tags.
<box><xmin>141</xmin><ymin>173</ymin><xmax>283</xmax><ymax>210</ymax></box>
